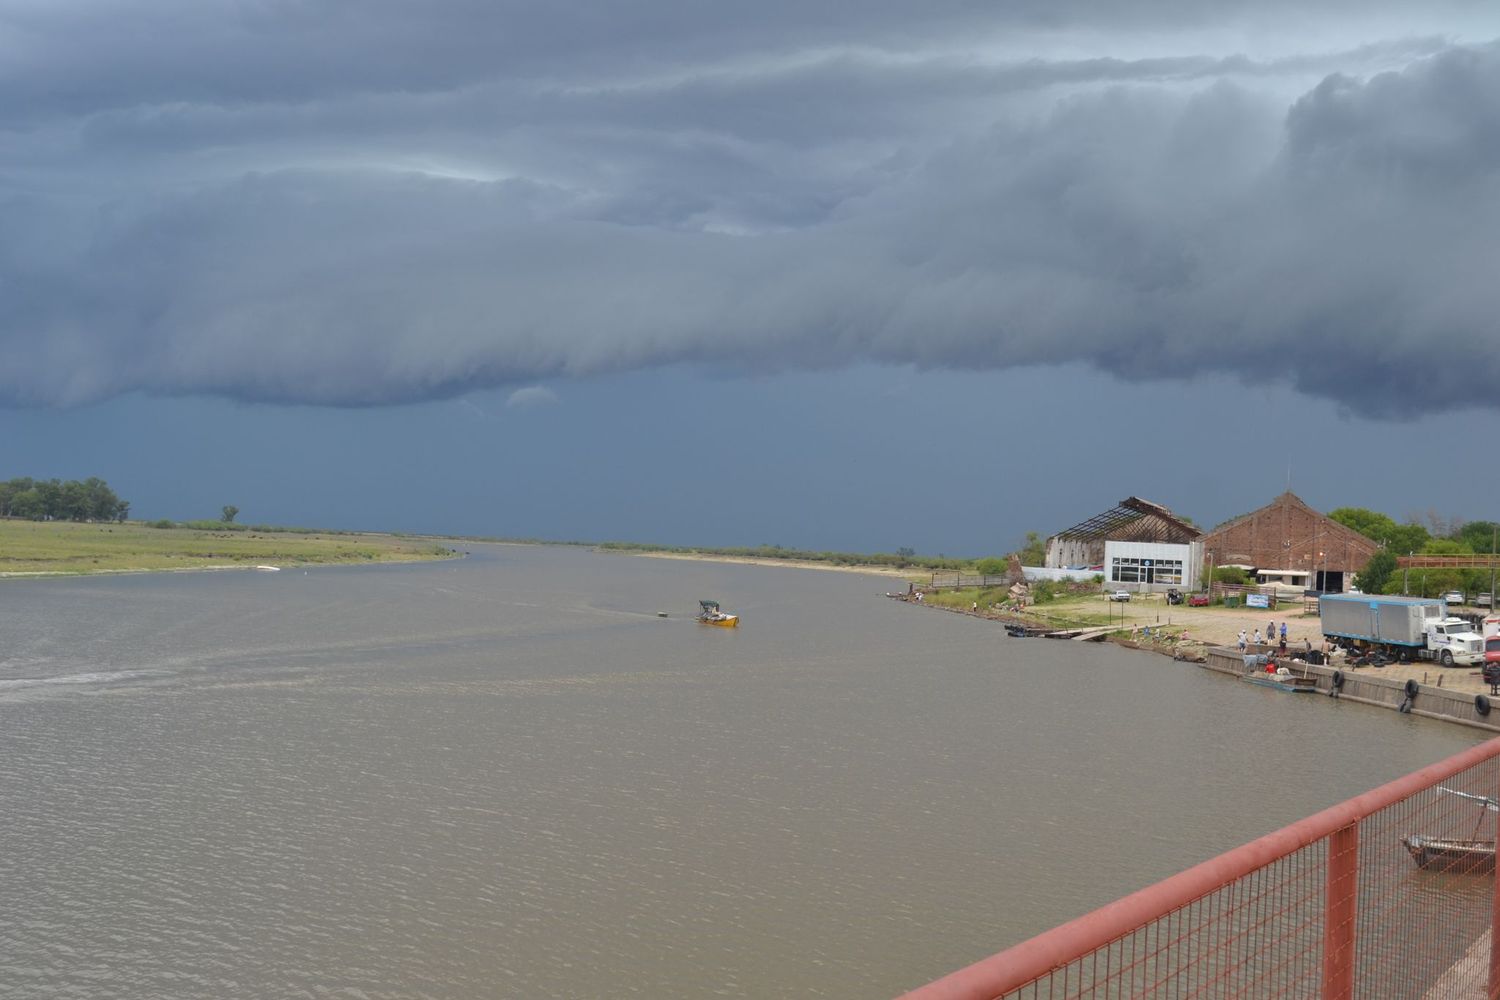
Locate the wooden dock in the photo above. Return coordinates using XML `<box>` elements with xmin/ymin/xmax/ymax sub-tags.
<box><xmin>1053</xmin><ymin>625</ymin><xmax>1120</xmax><ymax>641</ymax></box>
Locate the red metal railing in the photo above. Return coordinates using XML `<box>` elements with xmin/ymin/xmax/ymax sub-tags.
<box><xmin>899</xmin><ymin>736</ymin><xmax>1500</xmax><ymax>1000</ymax></box>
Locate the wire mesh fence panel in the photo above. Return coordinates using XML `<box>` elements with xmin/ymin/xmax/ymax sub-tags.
<box><xmin>900</xmin><ymin>738</ymin><xmax>1500</xmax><ymax>1000</ymax></box>
<box><xmin>1352</xmin><ymin>758</ymin><xmax>1500</xmax><ymax>999</ymax></box>
<box><xmin>990</xmin><ymin>846</ymin><xmax>1330</xmax><ymax>1000</ymax></box>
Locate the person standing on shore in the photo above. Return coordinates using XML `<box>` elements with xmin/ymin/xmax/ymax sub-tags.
<box><xmin>1253</xmin><ymin>629</ymin><xmax>1263</xmax><ymax>646</ymax></box>
<box><xmin>1239</xmin><ymin>629</ymin><xmax>1248</xmax><ymax>652</ymax></box>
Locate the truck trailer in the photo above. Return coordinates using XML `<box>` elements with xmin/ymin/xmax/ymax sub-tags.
<box><xmin>1320</xmin><ymin>594</ymin><xmax>1483</xmax><ymax>666</ymax></box>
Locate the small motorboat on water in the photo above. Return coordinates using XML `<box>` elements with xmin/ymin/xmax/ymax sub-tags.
<box><xmin>1243</xmin><ymin>668</ymin><xmax>1318</xmax><ymax>693</ymax></box>
<box><xmin>696</xmin><ymin>600</ymin><xmax>739</xmax><ymax>628</ymax></box>
<box><xmin>1402</xmin><ymin>788</ymin><xmax>1499</xmax><ymax>872</ymax></box>
<box><xmin>1242</xmin><ymin>657</ymin><xmax>1317</xmax><ymax>692</ymax></box>
<box><xmin>1401</xmin><ymin>835</ymin><xmax>1496</xmax><ymax>873</ymax></box>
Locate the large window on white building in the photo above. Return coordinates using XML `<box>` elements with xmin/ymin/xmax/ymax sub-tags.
<box><xmin>1110</xmin><ymin>557</ymin><xmax>1184</xmax><ymax>585</ymax></box>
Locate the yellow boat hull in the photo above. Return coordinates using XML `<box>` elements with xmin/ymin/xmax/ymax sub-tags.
<box><xmin>699</xmin><ymin>615</ymin><xmax>739</xmax><ymax>627</ymax></box>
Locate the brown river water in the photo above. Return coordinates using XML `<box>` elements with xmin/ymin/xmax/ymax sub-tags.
<box><xmin>0</xmin><ymin>544</ymin><xmax>1482</xmax><ymax>998</ymax></box>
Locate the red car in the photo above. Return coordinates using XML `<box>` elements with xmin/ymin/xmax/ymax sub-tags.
<box><xmin>1188</xmin><ymin>594</ymin><xmax>1211</xmax><ymax>607</ymax></box>
<box><xmin>1484</xmin><ymin>637</ymin><xmax>1500</xmax><ymax>688</ymax></box>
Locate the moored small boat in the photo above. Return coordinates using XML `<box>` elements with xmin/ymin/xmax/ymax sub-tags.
<box><xmin>1401</xmin><ymin>835</ymin><xmax>1496</xmax><ymax>873</ymax></box>
<box><xmin>696</xmin><ymin>600</ymin><xmax>739</xmax><ymax>628</ymax></box>
<box><xmin>1243</xmin><ymin>666</ymin><xmax>1318</xmax><ymax>692</ymax></box>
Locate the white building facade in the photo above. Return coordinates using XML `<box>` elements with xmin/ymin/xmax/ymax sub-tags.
<box><xmin>1103</xmin><ymin>540</ymin><xmax>1204</xmax><ymax>593</ymax></box>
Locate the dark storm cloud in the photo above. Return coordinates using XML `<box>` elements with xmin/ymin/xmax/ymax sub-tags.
<box><xmin>1</xmin><ymin>1</ymin><xmax>1497</xmax><ymax>412</ymax></box>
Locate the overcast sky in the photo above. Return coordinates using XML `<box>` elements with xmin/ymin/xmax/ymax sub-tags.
<box><xmin>3</xmin><ymin>1</ymin><xmax>1498</xmax><ymax>554</ymax></box>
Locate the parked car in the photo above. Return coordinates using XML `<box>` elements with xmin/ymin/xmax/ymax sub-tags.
<box><xmin>1478</xmin><ymin>593</ymin><xmax>1493</xmax><ymax>608</ymax></box>
<box><xmin>1188</xmin><ymin>594</ymin><xmax>1211</xmax><ymax>607</ymax></box>
<box><xmin>1443</xmin><ymin>591</ymin><xmax>1466</xmax><ymax>605</ymax></box>
<box><xmin>1107</xmin><ymin>590</ymin><xmax>1131</xmax><ymax>602</ymax></box>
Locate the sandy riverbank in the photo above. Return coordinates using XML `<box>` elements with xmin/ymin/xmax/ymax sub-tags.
<box><xmin>609</xmin><ymin>548</ymin><xmax>916</xmax><ymax>578</ymax></box>
<box><xmin>915</xmin><ymin>589</ymin><xmax>1499</xmax><ymax>696</ymax></box>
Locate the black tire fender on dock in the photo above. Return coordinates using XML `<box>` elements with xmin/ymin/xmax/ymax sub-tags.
<box><xmin>1476</xmin><ymin>694</ymin><xmax>1492</xmax><ymax>717</ymax></box>
<box><xmin>1404</xmin><ymin>678</ymin><xmax>1420</xmax><ymax>699</ymax></box>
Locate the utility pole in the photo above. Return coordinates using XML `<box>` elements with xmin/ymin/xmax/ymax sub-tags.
<box><xmin>1404</xmin><ymin>553</ymin><xmax>1410</xmax><ymax>596</ymax></box>
<box><xmin>1491</xmin><ymin>525</ymin><xmax>1496</xmax><ymax>609</ymax></box>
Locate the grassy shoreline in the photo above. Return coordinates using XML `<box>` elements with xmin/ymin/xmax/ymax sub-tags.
<box><xmin>0</xmin><ymin>521</ymin><xmax>962</xmax><ymax>580</ymax></box>
<box><xmin>0</xmin><ymin>519</ymin><xmax>459</xmax><ymax>577</ymax></box>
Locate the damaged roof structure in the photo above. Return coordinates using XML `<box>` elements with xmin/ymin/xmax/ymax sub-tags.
<box><xmin>1044</xmin><ymin>497</ymin><xmax>1202</xmax><ymax>569</ymax></box>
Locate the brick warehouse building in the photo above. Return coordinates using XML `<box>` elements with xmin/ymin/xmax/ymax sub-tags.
<box><xmin>1198</xmin><ymin>492</ymin><xmax>1380</xmax><ymax>593</ymax></box>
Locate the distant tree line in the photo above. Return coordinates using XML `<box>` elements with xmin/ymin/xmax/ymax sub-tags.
<box><xmin>0</xmin><ymin>477</ymin><xmax>129</xmax><ymax>522</ymax></box>
<box><xmin>1330</xmin><ymin>507</ymin><xmax>1500</xmax><ymax>597</ymax></box>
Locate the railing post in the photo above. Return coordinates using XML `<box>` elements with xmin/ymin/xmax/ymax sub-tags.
<box><xmin>1323</xmin><ymin>822</ymin><xmax>1358</xmax><ymax>1000</ymax></box>
<box><xmin>1491</xmin><ymin>767</ymin><xmax>1500</xmax><ymax>1000</ymax></box>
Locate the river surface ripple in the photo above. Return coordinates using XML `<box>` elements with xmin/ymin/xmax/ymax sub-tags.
<box><xmin>0</xmin><ymin>544</ymin><xmax>1481</xmax><ymax>998</ymax></box>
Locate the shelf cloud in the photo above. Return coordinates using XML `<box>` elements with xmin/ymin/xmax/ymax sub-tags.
<box><xmin>3</xmin><ymin>1</ymin><xmax>1497</xmax><ymax>415</ymax></box>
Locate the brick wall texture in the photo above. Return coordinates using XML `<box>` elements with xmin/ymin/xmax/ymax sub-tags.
<box><xmin>1200</xmin><ymin>492</ymin><xmax>1379</xmax><ymax>573</ymax></box>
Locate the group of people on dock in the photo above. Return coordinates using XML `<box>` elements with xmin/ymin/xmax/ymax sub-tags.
<box><xmin>1238</xmin><ymin>620</ymin><xmax>1291</xmax><ymax>654</ymax></box>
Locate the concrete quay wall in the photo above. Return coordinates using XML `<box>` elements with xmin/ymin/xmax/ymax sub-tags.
<box><xmin>1203</xmin><ymin>647</ymin><xmax>1500</xmax><ymax>733</ymax></box>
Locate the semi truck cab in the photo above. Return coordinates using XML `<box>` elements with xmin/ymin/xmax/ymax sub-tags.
<box><xmin>1425</xmin><ymin>619</ymin><xmax>1484</xmax><ymax>666</ymax></box>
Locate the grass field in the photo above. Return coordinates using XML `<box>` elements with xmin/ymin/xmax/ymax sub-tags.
<box><xmin>0</xmin><ymin>519</ymin><xmax>458</xmax><ymax>576</ymax></box>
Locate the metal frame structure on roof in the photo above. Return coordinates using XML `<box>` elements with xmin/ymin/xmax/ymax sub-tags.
<box><xmin>1053</xmin><ymin>496</ymin><xmax>1201</xmax><ymax>544</ymax></box>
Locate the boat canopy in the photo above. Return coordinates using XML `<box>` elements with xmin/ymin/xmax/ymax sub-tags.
<box><xmin>699</xmin><ymin>600</ymin><xmax>721</xmax><ymax>612</ymax></box>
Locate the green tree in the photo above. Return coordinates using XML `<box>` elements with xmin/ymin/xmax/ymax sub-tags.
<box><xmin>0</xmin><ymin>478</ymin><xmax>21</xmax><ymax>516</ymax></box>
<box><xmin>1329</xmin><ymin>507</ymin><xmax>1392</xmax><ymax>539</ymax></box>
<box><xmin>221</xmin><ymin>505</ymin><xmax>239</xmax><ymax>524</ymax></box>
<box><xmin>58</xmin><ymin>480</ymin><xmax>89</xmax><ymax>521</ymax></box>
<box><xmin>9</xmin><ymin>488</ymin><xmax>42</xmax><ymax>520</ymax></box>
<box><xmin>1387</xmin><ymin>523</ymin><xmax>1432</xmax><ymax>555</ymax></box>
<box><xmin>82</xmin><ymin>477</ymin><xmax>120</xmax><ymax>521</ymax></box>
<box><xmin>1213</xmin><ymin>566</ymin><xmax>1252</xmax><ymax>586</ymax></box>
<box><xmin>35</xmin><ymin>479</ymin><xmax>62</xmax><ymax>519</ymax></box>
<box><xmin>1329</xmin><ymin>506</ymin><xmax>1430</xmax><ymax>554</ymax></box>
<box><xmin>1456</xmin><ymin>521</ymin><xmax>1500</xmax><ymax>553</ymax></box>
<box><xmin>975</xmin><ymin>557</ymin><xmax>1007</xmax><ymax>577</ymax></box>
<box><xmin>1417</xmin><ymin>539</ymin><xmax>1471</xmax><ymax>595</ymax></box>
<box><xmin>1355</xmin><ymin>550</ymin><xmax>1397</xmax><ymax>594</ymax></box>
<box><xmin>1012</xmin><ymin>531</ymin><xmax>1046</xmax><ymax>566</ymax></box>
